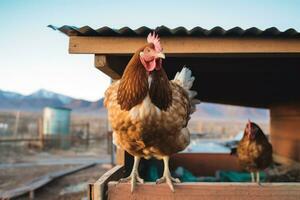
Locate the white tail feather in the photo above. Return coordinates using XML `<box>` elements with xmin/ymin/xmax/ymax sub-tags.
<box><xmin>173</xmin><ymin>67</ymin><xmax>200</xmax><ymax>112</ymax></box>
<box><xmin>173</xmin><ymin>67</ymin><xmax>195</xmax><ymax>90</ymax></box>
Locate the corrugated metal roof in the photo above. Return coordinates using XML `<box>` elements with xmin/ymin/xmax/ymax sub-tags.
<box><xmin>48</xmin><ymin>25</ymin><xmax>300</xmax><ymax>38</ymax></box>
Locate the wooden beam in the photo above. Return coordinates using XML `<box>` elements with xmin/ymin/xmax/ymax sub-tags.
<box><xmin>171</xmin><ymin>153</ymin><xmax>241</xmax><ymax>176</ymax></box>
<box><xmin>273</xmin><ymin>154</ymin><xmax>300</xmax><ymax>167</ymax></box>
<box><xmin>90</xmin><ymin>165</ymin><xmax>124</xmax><ymax>200</ymax></box>
<box><xmin>94</xmin><ymin>55</ymin><xmax>122</xmax><ymax>79</ymax></box>
<box><xmin>270</xmin><ymin>102</ymin><xmax>300</xmax><ymax>161</ymax></box>
<box><xmin>70</xmin><ymin>36</ymin><xmax>300</xmax><ymax>54</ymax></box>
<box><xmin>108</xmin><ymin>182</ymin><xmax>300</xmax><ymax>200</ymax></box>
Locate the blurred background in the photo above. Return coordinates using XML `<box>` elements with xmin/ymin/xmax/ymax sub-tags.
<box><xmin>1</xmin><ymin>0</ymin><xmax>299</xmax><ymax>199</ymax></box>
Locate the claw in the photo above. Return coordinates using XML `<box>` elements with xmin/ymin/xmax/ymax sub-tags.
<box><xmin>119</xmin><ymin>156</ymin><xmax>143</xmax><ymax>193</ymax></box>
<box><xmin>156</xmin><ymin>156</ymin><xmax>180</xmax><ymax>192</ymax></box>
<box><xmin>120</xmin><ymin>172</ymin><xmax>144</xmax><ymax>192</ymax></box>
<box><xmin>136</xmin><ymin>175</ymin><xmax>145</xmax><ymax>184</ymax></box>
<box><xmin>156</xmin><ymin>175</ymin><xmax>180</xmax><ymax>192</ymax></box>
<box><xmin>156</xmin><ymin>176</ymin><xmax>180</xmax><ymax>184</ymax></box>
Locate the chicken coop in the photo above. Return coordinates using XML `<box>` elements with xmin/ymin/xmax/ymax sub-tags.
<box><xmin>51</xmin><ymin>25</ymin><xmax>300</xmax><ymax>200</ymax></box>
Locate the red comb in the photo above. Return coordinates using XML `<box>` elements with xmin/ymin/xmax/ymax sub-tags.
<box><xmin>247</xmin><ymin>119</ymin><xmax>252</xmax><ymax>129</ymax></box>
<box><xmin>147</xmin><ymin>32</ymin><xmax>162</xmax><ymax>52</ymax></box>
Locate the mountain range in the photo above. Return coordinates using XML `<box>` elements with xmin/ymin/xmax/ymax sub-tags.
<box><xmin>0</xmin><ymin>89</ymin><xmax>269</xmax><ymax>121</ymax></box>
<box><xmin>0</xmin><ymin>89</ymin><xmax>104</xmax><ymax>115</ymax></box>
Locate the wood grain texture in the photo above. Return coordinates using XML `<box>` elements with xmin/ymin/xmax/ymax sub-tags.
<box><xmin>170</xmin><ymin>153</ymin><xmax>241</xmax><ymax>176</ymax></box>
<box><xmin>91</xmin><ymin>165</ymin><xmax>124</xmax><ymax>200</ymax></box>
<box><xmin>273</xmin><ymin>154</ymin><xmax>300</xmax><ymax>167</ymax></box>
<box><xmin>70</xmin><ymin>36</ymin><xmax>300</xmax><ymax>54</ymax></box>
<box><xmin>94</xmin><ymin>54</ymin><xmax>300</xmax><ymax>108</ymax></box>
<box><xmin>270</xmin><ymin>102</ymin><xmax>300</xmax><ymax>161</ymax></box>
<box><xmin>94</xmin><ymin>55</ymin><xmax>121</xmax><ymax>79</ymax></box>
<box><xmin>107</xmin><ymin>182</ymin><xmax>300</xmax><ymax>200</ymax></box>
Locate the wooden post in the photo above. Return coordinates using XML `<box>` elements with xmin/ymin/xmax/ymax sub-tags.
<box><xmin>14</xmin><ymin>111</ymin><xmax>20</xmax><ymax>137</ymax></box>
<box><xmin>94</xmin><ymin>55</ymin><xmax>121</xmax><ymax>80</ymax></box>
<box><xmin>86</xmin><ymin>123</ymin><xmax>90</xmax><ymax>149</ymax></box>
<box><xmin>29</xmin><ymin>190</ymin><xmax>34</xmax><ymax>200</ymax></box>
<box><xmin>87</xmin><ymin>181</ymin><xmax>94</xmax><ymax>200</ymax></box>
<box><xmin>38</xmin><ymin>117</ymin><xmax>44</xmax><ymax>149</ymax></box>
<box><xmin>270</xmin><ymin>102</ymin><xmax>300</xmax><ymax>161</ymax></box>
<box><xmin>89</xmin><ymin>165</ymin><xmax>124</xmax><ymax>200</ymax></box>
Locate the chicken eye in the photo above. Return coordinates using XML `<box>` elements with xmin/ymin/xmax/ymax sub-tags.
<box><xmin>145</xmin><ymin>48</ymin><xmax>150</xmax><ymax>53</ymax></box>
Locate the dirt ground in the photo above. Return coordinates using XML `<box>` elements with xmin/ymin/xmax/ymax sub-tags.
<box><xmin>0</xmin><ymin>164</ymin><xmax>75</xmax><ymax>192</ymax></box>
<box><xmin>0</xmin><ymin>139</ymin><xmax>108</xmax><ymax>164</ymax></box>
<box><xmin>26</xmin><ymin>164</ymin><xmax>108</xmax><ymax>200</ymax></box>
<box><xmin>0</xmin><ymin>139</ymin><xmax>111</xmax><ymax>200</ymax></box>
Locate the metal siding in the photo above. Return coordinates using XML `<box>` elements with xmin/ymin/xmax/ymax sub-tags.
<box><xmin>48</xmin><ymin>25</ymin><xmax>300</xmax><ymax>38</ymax></box>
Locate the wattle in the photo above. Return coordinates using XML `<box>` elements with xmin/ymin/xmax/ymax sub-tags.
<box><xmin>140</xmin><ymin>57</ymin><xmax>156</xmax><ymax>72</ymax></box>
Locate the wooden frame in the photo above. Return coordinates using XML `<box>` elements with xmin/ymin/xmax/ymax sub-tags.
<box><xmin>69</xmin><ymin>37</ymin><xmax>300</xmax><ymax>55</ymax></box>
<box><xmin>88</xmin><ymin>165</ymin><xmax>124</xmax><ymax>200</ymax></box>
<box><xmin>270</xmin><ymin>102</ymin><xmax>300</xmax><ymax>161</ymax></box>
<box><xmin>94</xmin><ymin>55</ymin><xmax>121</xmax><ymax>79</ymax></box>
<box><xmin>65</xmin><ymin>34</ymin><xmax>300</xmax><ymax>199</ymax></box>
<box><xmin>89</xmin><ymin>163</ymin><xmax>300</xmax><ymax>200</ymax></box>
<box><xmin>108</xmin><ymin>182</ymin><xmax>300</xmax><ymax>200</ymax></box>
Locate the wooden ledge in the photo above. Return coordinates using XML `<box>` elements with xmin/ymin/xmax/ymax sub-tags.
<box><xmin>69</xmin><ymin>36</ymin><xmax>300</xmax><ymax>55</ymax></box>
<box><xmin>107</xmin><ymin>182</ymin><xmax>300</xmax><ymax>200</ymax></box>
<box><xmin>88</xmin><ymin>165</ymin><xmax>124</xmax><ymax>200</ymax></box>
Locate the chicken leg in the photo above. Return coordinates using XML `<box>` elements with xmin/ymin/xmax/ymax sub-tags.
<box><xmin>251</xmin><ymin>172</ymin><xmax>255</xmax><ymax>182</ymax></box>
<box><xmin>256</xmin><ymin>171</ymin><xmax>261</xmax><ymax>184</ymax></box>
<box><xmin>156</xmin><ymin>156</ymin><xmax>180</xmax><ymax>192</ymax></box>
<box><xmin>120</xmin><ymin>156</ymin><xmax>144</xmax><ymax>192</ymax></box>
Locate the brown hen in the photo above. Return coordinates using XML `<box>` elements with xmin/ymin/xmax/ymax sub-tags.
<box><xmin>237</xmin><ymin>120</ymin><xmax>273</xmax><ymax>183</ymax></box>
<box><xmin>104</xmin><ymin>32</ymin><xmax>199</xmax><ymax>192</ymax></box>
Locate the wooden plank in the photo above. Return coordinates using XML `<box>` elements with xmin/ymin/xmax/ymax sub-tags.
<box><xmin>1</xmin><ymin>163</ymin><xmax>96</xmax><ymax>199</ymax></box>
<box><xmin>94</xmin><ymin>55</ymin><xmax>121</xmax><ymax>79</ymax></box>
<box><xmin>273</xmin><ymin>154</ymin><xmax>300</xmax><ymax>167</ymax></box>
<box><xmin>270</xmin><ymin>121</ymin><xmax>300</xmax><ymax>141</ymax></box>
<box><xmin>271</xmin><ymin>137</ymin><xmax>300</xmax><ymax>161</ymax></box>
<box><xmin>270</xmin><ymin>102</ymin><xmax>300</xmax><ymax>161</ymax></box>
<box><xmin>69</xmin><ymin>36</ymin><xmax>300</xmax><ymax>54</ymax></box>
<box><xmin>87</xmin><ymin>181</ymin><xmax>95</xmax><ymax>200</ymax></box>
<box><xmin>108</xmin><ymin>182</ymin><xmax>300</xmax><ymax>200</ymax></box>
<box><xmin>171</xmin><ymin>153</ymin><xmax>241</xmax><ymax>176</ymax></box>
<box><xmin>91</xmin><ymin>165</ymin><xmax>124</xmax><ymax>200</ymax></box>
<box><xmin>271</xmin><ymin>102</ymin><xmax>300</xmax><ymax>117</ymax></box>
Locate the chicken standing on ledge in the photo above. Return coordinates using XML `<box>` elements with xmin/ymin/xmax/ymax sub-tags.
<box><xmin>104</xmin><ymin>32</ymin><xmax>199</xmax><ymax>192</ymax></box>
<box><xmin>237</xmin><ymin>120</ymin><xmax>273</xmax><ymax>183</ymax></box>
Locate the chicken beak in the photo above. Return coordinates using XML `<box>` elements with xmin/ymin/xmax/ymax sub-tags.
<box><xmin>156</xmin><ymin>52</ymin><xmax>165</xmax><ymax>59</ymax></box>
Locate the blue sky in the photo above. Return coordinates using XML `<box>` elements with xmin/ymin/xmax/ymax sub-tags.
<box><xmin>0</xmin><ymin>0</ymin><xmax>300</xmax><ymax>101</ymax></box>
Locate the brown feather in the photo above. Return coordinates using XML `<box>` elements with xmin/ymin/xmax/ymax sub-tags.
<box><xmin>105</xmin><ymin>43</ymin><xmax>193</xmax><ymax>159</ymax></box>
<box><xmin>117</xmin><ymin>45</ymin><xmax>149</xmax><ymax>111</ymax></box>
<box><xmin>237</xmin><ymin>122</ymin><xmax>273</xmax><ymax>172</ymax></box>
<box><xmin>149</xmin><ymin>68</ymin><xmax>172</xmax><ymax>111</ymax></box>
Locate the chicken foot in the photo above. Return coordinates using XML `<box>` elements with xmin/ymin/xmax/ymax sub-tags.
<box><xmin>256</xmin><ymin>171</ymin><xmax>261</xmax><ymax>185</ymax></box>
<box><xmin>119</xmin><ymin>156</ymin><xmax>144</xmax><ymax>192</ymax></box>
<box><xmin>156</xmin><ymin>156</ymin><xmax>180</xmax><ymax>192</ymax></box>
<box><xmin>250</xmin><ymin>171</ymin><xmax>262</xmax><ymax>185</ymax></box>
<box><xmin>251</xmin><ymin>172</ymin><xmax>255</xmax><ymax>182</ymax></box>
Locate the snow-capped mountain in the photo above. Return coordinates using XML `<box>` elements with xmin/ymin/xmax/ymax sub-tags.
<box><xmin>0</xmin><ymin>90</ymin><xmax>23</xmax><ymax>100</ymax></box>
<box><xmin>0</xmin><ymin>89</ymin><xmax>104</xmax><ymax>114</ymax></box>
<box><xmin>26</xmin><ymin>89</ymin><xmax>73</xmax><ymax>104</ymax></box>
<box><xmin>0</xmin><ymin>89</ymin><xmax>268</xmax><ymax>121</ymax></box>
